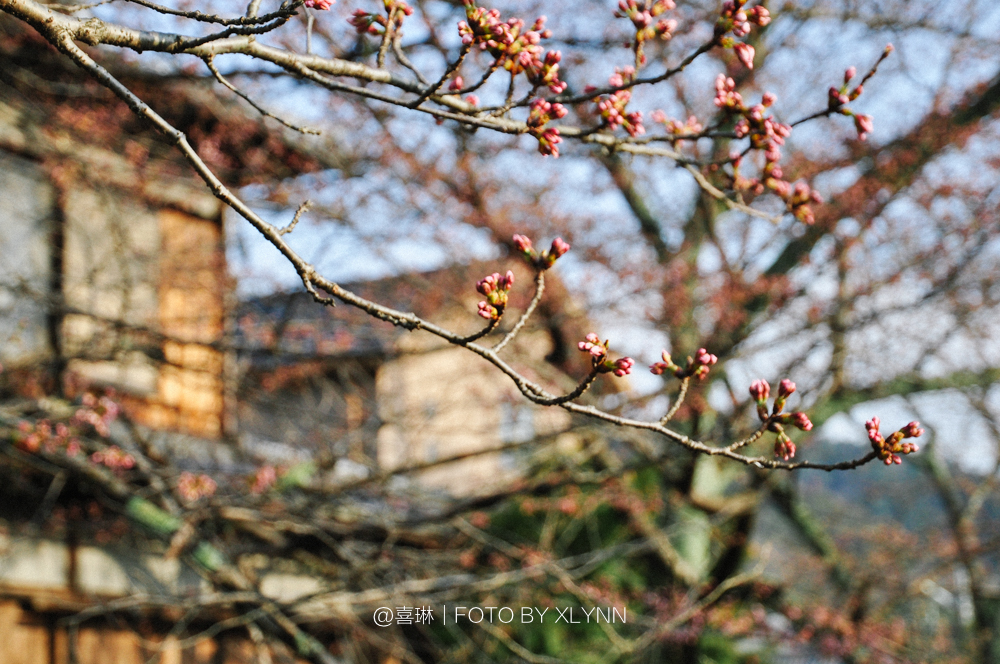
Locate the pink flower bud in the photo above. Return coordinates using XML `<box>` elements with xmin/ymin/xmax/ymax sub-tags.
<box><xmin>761</xmin><ymin>92</ymin><xmax>776</xmax><ymax>107</ymax></box>
<box><xmin>550</xmin><ymin>237</ymin><xmax>570</xmax><ymax>258</ymax></box>
<box><xmin>900</xmin><ymin>421</ymin><xmax>924</xmax><ymax>438</ymax></box>
<box><xmin>778</xmin><ymin>379</ymin><xmax>796</xmax><ymax>398</ymax></box>
<box><xmin>613</xmin><ymin>357</ymin><xmax>635</xmax><ymax>377</ymax></box>
<box><xmin>178</xmin><ymin>471</ymin><xmax>218</xmax><ymax>502</ymax></box>
<box><xmin>774</xmin><ymin>432</ymin><xmax>796</xmax><ymax>461</ymax></box>
<box><xmin>844</xmin><ymin>66</ymin><xmax>857</xmax><ymax>83</ymax></box>
<box><xmin>791</xmin><ymin>412</ymin><xmax>813</xmax><ymax>431</ymax></box>
<box><xmin>749</xmin><ymin>379</ymin><xmax>770</xmax><ymax>403</ymax></box>
<box><xmin>578</xmin><ymin>333</ymin><xmax>607</xmax><ymax>359</ymax></box>
<box><xmin>476</xmin><ymin>273</ymin><xmax>498</xmax><ymax>296</ymax></box>
<box><xmin>733</xmin><ymin>42</ymin><xmax>755</xmax><ymax>70</ymax></box>
<box><xmin>748</xmin><ymin>5</ymin><xmax>770</xmax><ymax>25</ymax></box>
<box><xmin>305</xmin><ymin>0</ymin><xmax>334</xmax><ymax>10</ymax></box>
<box><xmin>650</xmin><ymin>350</ymin><xmax>678</xmax><ymax>376</ymax></box>
<box><xmin>853</xmin><ymin>113</ymin><xmax>873</xmax><ymax>140</ymax></box>
<box><xmin>695</xmin><ymin>348</ymin><xmax>717</xmax><ymax>366</ymax></box>
<box><xmin>251</xmin><ymin>465</ymin><xmax>277</xmax><ymax>494</ymax></box>
<box><xmin>513</xmin><ymin>234</ymin><xmax>534</xmax><ymax>253</ymax></box>
<box><xmin>478</xmin><ymin>301</ymin><xmax>498</xmax><ymax>319</ymax></box>
<box><xmin>499</xmin><ymin>270</ymin><xmax>514</xmax><ymax>290</ymax></box>
<box><xmin>449</xmin><ymin>76</ymin><xmax>464</xmax><ymax>91</ymax></box>
<box><xmin>828</xmin><ymin>86</ymin><xmax>849</xmax><ymax>107</ymax></box>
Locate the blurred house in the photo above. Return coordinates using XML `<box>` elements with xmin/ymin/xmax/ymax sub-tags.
<box><xmin>237</xmin><ymin>260</ymin><xmax>596</xmax><ymax>497</ymax></box>
<box><xmin>0</xmin><ymin>26</ymin><xmax>595</xmax><ymax>495</ymax></box>
<box><xmin>0</xmin><ymin>20</ymin><xmax>328</xmax><ymax>441</ymax></box>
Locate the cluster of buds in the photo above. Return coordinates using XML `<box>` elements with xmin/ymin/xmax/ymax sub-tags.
<box><xmin>178</xmin><ymin>471</ymin><xmax>218</xmax><ymax>502</ymax></box>
<box><xmin>614</xmin><ymin>0</ymin><xmax>678</xmax><ymax>65</ymax></box>
<box><xmin>304</xmin><ymin>0</ymin><xmax>334</xmax><ymax>10</ymax></box>
<box><xmin>250</xmin><ymin>465</ymin><xmax>278</xmax><ymax>494</ymax></box>
<box><xmin>649</xmin><ymin>347</ymin><xmax>718</xmax><ymax>380</ymax></box>
<box><xmin>73</xmin><ymin>392</ymin><xmax>120</xmax><ymax>437</ymax></box>
<box><xmin>476</xmin><ymin>270</ymin><xmax>515</xmax><ymax>320</ymax></box>
<box><xmin>458</xmin><ymin>3</ymin><xmax>566</xmax><ymax>94</ymax></box>
<box><xmin>865</xmin><ymin>417</ymin><xmax>922</xmax><ymax>465</ymax></box>
<box><xmin>91</xmin><ymin>445</ymin><xmax>136</xmax><ymax>470</ymax></box>
<box><xmin>15</xmin><ymin>419</ymin><xmax>81</xmax><ymax>456</ymax></box>
<box><xmin>650</xmin><ymin>111</ymin><xmax>704</xmax><ymax>142</ymax></box>
<box><xmin>578</xmin><ymin>333</ymin><xmax>635</xmax><ymax>377</ymax></box>
<box><xmin>591</xmin><ymin>68</ymin><xmax>644</xmax><ymax>137</ymax></box>
<box><xmin>714</xmin><ymin>76</ymin><xmax>823</xmax><ymax>225</ymax></box>
<box><xmin>512</xmin><ymin>234</ymin><xmax>570</xmax><ymax>270</ymax></box>
<box><xmin>778</xmin><ymin>181</ymin><xmax>824</xmax><ymax>225</ymax></box>
<box><xmin>349</xmin><ymin>0</ymin><xmax>413</xmax><ymax>35</ymax></box>
<box><xmin>749</xmin><ymin>379</ymin><xmax>814</xmax><ymax>460</ymax></box>
<box><xmin>715</xmin><ymin>0</ymin><xmax>769</xmax><ymax>69</ymax></box>
<box><xmin>527</xmin><ymin>98</ymin><xmax>567</xmax><ymax>157</ymax></box>
<box><xmin>827</xmin><ymin>66</ymin><xmax>874</xmax><ymax>141</ymax></box>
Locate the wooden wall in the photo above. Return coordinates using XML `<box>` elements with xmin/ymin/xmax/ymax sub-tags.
<box><xmin>0</xmin><ymin>597</ymin><xmax>312</xmax><ymax>664</ymax></box>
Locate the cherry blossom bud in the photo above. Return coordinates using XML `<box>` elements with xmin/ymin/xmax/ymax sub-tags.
<box><xmin>750</xmin><ymin>379</ymin><xmax>770</xmax><ymax>420</ymax></box>
<box><xmin>305</xmin><ymin>0</ymin><xmax>334</xmax><ymax>9</ymax></box>
<box><xmin>478</xmin><ymin>301</ymin><xmax>498</xmax><ymax>319</ymax></box>
<box><xmin>761</xmin><ymin>92</ymin><xmax>776</xmax><ymax>107</ymax></box>
<box><xmin>690</xmin><ymin>347</ymin><xmax>718</xmax><ymax>379</ymax></box>
<box><xmin>513</xmin><ymin>234</ymin><xmax>534</xmax><ymax>254</ymax></box>
<box><xmin>91</xmin><ymin>445</ymin><xmax>136</xmax><ymax>470</ymax></box>
<box><xmin>612</xmin><ymin>357</ymin><xmax>635</xmax><ymax>377</ymax></box>
<box><xmin>650</xmin><ymin>350</ymin><xmax>679</xmax><ymax>376</ymax></box>
<box><xmin>733</xmin><ymin>42</ymin><xmax>755</xmax><ymax>69</ymax></box>
<box><xmin>791</xmin><ymin>412</ymin><xmax>813</xmax><ymax>431</ymax></box>
<box><xmin>853</xmin><ymin>113</ymin><xmax>873</xmax><ymax>141</ymax></box>
<box><xmin>748</xmin><ymin>5</ymin><xmax>770</xmax><ymax>25</ymax></box>
<box><xmin>774</xmin><ymin>432</ymin><xmax>796</xmax><ymax>461</ymax></box>
<box><xmin>251</xmin><ymin>465</ymin><xmax>277</xmax><ymax>494</ymax></box>
<box><xmin>449</xmin><ymin>76</ymin><xmax>464</xmax><ymax>91</ymax></box>
<box><xmin>466</xmin><ymin>94</ymin><xmax>480</xmax><ymax>106</ymax></box>
<box><xmin>866</xmin><ymin>416</ymin><xmax>882</xmax><ymax>443</ymax></box>
<box><xmin>695</xmin><ymin>348</ymin><xmax>717</xmax><ymax>367</ymax></box>
<box><xmin>828</xmin><ymin>86</ymin><xmax>849</xmax><ymax>108</ymax></box>
<box><xmin>749</xmin><ymin>379</ymin><xmax>770</xmax><ymax>403</ymax></box>
<box><xmin>844</xmin><ymin>66</ymin><xmax>857</xmax><ymax>83</ymax></box>
<box><xmin>578</xmin><ymin>333</ymin><xmax>607</xmax><ymax>358</ymax></box>
<box><xmin>476</xmin><ymin>273</ymin><xmax>497</xmax><ymax>296</ymax></box>
<box><xmin>550</xmin><ymin>237</ymin><xmax>570</xmax><ymax>258</ymax></box>
<box><xmin>178</xmin><ymin>472</ymin><xmax>218</xmax><ymax>502</ymax></box>
<box><xmin>475</xmin><ymin>270</ymin><xmax>513</xmax><ymax>320</ymax></box>
<box><xmin>900</xmin><ymin>421</ymin><xmax>924</xmax><ymax>438</ymax></box>
<box><xmin>778</xmin><ymin>379</ymin><xmax>796</xmax><ymax>398</ymax></box>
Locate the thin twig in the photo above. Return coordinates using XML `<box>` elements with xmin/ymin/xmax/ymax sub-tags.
<box><xmin>279</xmin><ymin>200</ymin><xmax>312</xmax><ymax>235</ymax></box>
<box><xmin>659</xmin><ymin>377</ymin><xmax>690</xmax><ymax>425</ymax></box>
<box><xmin>493</xmin><ymin>271</ymin><xmax>545</xmax><ymax>353</ymax></box>
<box><xmin>204</xmin><ymin>56</ymin><xmax>321</xmax><ymax>135</ymax></box>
